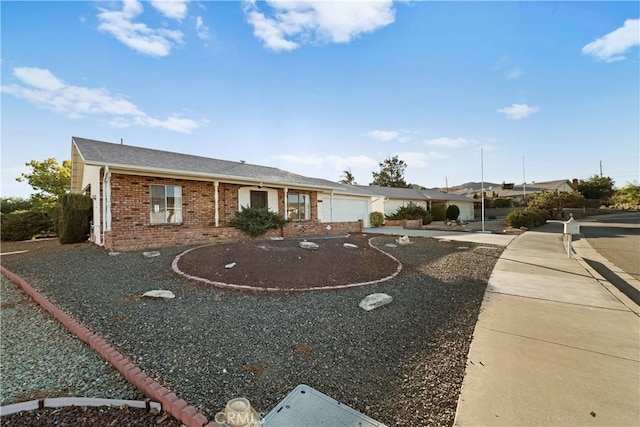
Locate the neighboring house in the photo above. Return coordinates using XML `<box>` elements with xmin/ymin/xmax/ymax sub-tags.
<box><xmin>71</xmin><ymin>137</ymin><xmax>372</xmax><ymax>251</ymax></box>
<box><xmin>355</xmin><ymin>185</ymin><xmax>476</xmax><ymax>221</ymax></box>
<box><xmin>448</xmin><ymin>179</ymin><xmax>578</xmax><ymax>201</ymax></box>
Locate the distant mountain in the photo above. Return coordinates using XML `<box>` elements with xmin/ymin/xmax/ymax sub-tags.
<box><xmin>436</xmin><ymin>181</ymin><xmax>502</xmax><ymax>192</ymax></box>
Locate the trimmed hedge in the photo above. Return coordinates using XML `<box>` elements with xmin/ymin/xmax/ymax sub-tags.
<box><xmin>505</xmin><ymin>208</ymin><xmax>547</xmax><ymax>229</ymax></box>
<box><xmin>0</xmin><ymin>211</ymin><xmax>52</xmax><ymax>241</ymax></box>
<box><xmin>56</xmin><ymin>194</ymin><xmax>93</xmax><ymax>244</ymax></box>
<box><xmin>230</xmin><ymin>206</ymin><xmax>288</xmax><ymax>237</ymax></box>
<box><xmin>431</xmin><ymin>204</ymin><xmax>446</xmax><ymax>221</ymax></box>
<box><xmin>370</xmin><ymin>211</ymin><xmax>385</xmax><ymax>227</ymax></box>
<box><xmin>446</xmin><ymin>204</ymin><xmax>460</xmax><ymax>221</ymax></box>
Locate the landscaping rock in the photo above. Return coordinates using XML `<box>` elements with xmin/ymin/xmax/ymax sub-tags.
<box><xmin>142</xmin><ymin>251</ymin><xmax>160</xmax><ymax>258</ymax></box>
<box><xmin>225</xmin><ymin>262</ymin><xmax>237</xmax><ymax>269</ymax></box>
<box><xmin>343</xmin><ymin>243</ymin><xmax>358</xmax><ymax>249</ymax></box>
<box><xmin>397</xmin><ymin>236</ymin><xmax>411</xmax><ymax>245</ymax></box>
<box><xmin>359</xmin><ymin>293</ymin><xmax>393</xmax><ymax>311</ymax></box>
<box><xmin>270</xmin><ymin>237</ymin><xmax>284</xmax><ymax>241</ymax></box>
<box><xmin>142</xmin><ymin>290</ymin><xmax>175</xmax><ymax>299</ymax></box>
<box><xmin>299</xmin><ymin>241</ymin><xmax>319</xmax><ymax>250</ymax></box>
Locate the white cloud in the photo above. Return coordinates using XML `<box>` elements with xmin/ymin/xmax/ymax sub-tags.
<box><xmin>1</xmin><ymin>67</ymin><xmax>201</xmax><ymax>134</ymax></box>
<box><xmin>150</xmin><ymin>0</ymin><xmax>189</xmax><ymax>21</ymax></box>
<box><xmin>243</xmin><ymin>0</ymin><xmax>395</xmax><ymax>52</ymax></box>
<box><xmin>368</xmin><ymin>129</ymin><xmax>412</xmax><ymax>143</ymax></box>
<box><xmin>426</xmin><ymin>137</ymin><xmax>472</xmax><ymax>148</ymax></box>
<box><xmin>368</xmin><ymin>129</ymin><xmax>399</xmax><ymax>142</ymax></box>
<box><xmin>13</xmin><ymin>67</ymin><xmax>65</xmax><ymax>91</ymax></box>
<box><xmin>582</xmin><ymin>19</ymin><xmax>640</xmax><ymax>63</ymax></box>
<box><xmin>195</xmin><ymin>16</ymin><xmax>210</xmax><ymax>41</ymax></box>
<box><xmin>97</xmin><ymin>0</ymin><xmax>183</xmax><ymax>57</ymax></box>
<box><xmin>497</xmin><ymin>103</ymin><xmax>539</xmax><ymax>120</ymax></box>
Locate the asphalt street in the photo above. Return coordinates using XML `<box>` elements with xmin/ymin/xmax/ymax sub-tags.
<box><xmin>579</xmin><ymin>212</ymin><xmax>640</xmax><ymax>282</ymax></box>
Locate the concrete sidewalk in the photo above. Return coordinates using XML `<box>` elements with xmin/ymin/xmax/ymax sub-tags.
<box><xmin>454</xmin><ymin>223</ymin><xmax>640</xmax><ymax>426</ymax></box>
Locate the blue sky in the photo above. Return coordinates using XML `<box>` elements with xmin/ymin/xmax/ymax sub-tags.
<box><xmin>2</xmin><ymin>1</ymin><xmax>639</xmax><ymax>198</ymax></box>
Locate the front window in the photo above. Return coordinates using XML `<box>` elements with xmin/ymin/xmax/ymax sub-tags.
<box><xmin>288</xmin><ymin>193</ymin><xmax>310</xmax><ymax>220</ymax></box>
<box><xmin>150</xmin><ymin>185</ymin><xmax>182</xmax><ymax>224</ymax></box>
<box><xmin>250</xmin><ymin>190</ymin><xmax>268</xmax><ymax>209</ymax></box>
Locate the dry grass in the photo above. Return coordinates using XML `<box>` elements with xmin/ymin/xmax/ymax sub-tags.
<box><xmin>293</xmin><ymin>343</ymin><xmax>312</xmax><ymax>358</ymax></box>
<box><xmin>242</xmin><ymin>363</ymin><xmax>268</xmax><ymax>378</ymax></box>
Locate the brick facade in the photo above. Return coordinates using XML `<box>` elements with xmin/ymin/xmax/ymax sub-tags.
<box><xmin>101</xmin><ymin>173</ymin><xmax>362</xmax><ymax>251</ymax></box>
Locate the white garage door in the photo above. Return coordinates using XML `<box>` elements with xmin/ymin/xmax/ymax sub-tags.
<box><xmin>319</xmin><ymin>196</ymin><xmax>370</xmax><ymax>228</ymax></box>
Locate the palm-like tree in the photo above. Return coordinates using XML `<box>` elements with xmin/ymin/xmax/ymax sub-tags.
<box><xmin>339</xmin><ymin>169</ymin><xmax>356</xmax><ymax>185</ymax></box>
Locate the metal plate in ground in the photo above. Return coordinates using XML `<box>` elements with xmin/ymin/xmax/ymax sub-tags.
<box><xmin>262</xmin><ymin>384</ymin><xmax>386</xmax><ymax>427</ymax></box>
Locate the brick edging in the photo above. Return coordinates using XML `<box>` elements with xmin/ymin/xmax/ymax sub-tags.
<box><xmin>0</xmin><ymin>266</ymin><xmax>217</xmax><ymax>427</ymax></box>
<box><xmin>171</xmin><ymin>236</ymin><xmax>403</xmax><ymax>292</ymax></box>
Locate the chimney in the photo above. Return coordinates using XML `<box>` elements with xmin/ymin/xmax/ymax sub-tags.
<box><xmin>572</xmin><ymin>178</ymin><xmax>579</xmax><ymax>189</ymax></box>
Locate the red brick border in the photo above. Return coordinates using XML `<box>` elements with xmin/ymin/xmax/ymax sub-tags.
<box><xmin>0</xmin><ymin>266</ymin><xmax>218</xmax><ymax>427</ymax></box>
<box><xmin>171</xmin><ymin>236</ymin><xmax>403</xmax><ymax>292</ymax></box>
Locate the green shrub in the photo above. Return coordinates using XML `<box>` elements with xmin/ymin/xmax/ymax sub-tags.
<box><xmin>370</xmin><ymin>211</ymin><xmax>385</xmax><ymax>227</ymax></box>
<box><xmin>505</xmin><ymin>208</ymin><xmax>547</xmax><ymax>229</ymax></box>
<box><xmin>1</xmin><ymin>197</ymin><xmax>34</xmax><ymax>214</ymax></box>
<box><xmin>446</xmin><ymin>204</ymin><xmax>460</xmax><ymax>221</ymax></box>
<box><xmin>57</xmin><ymin>194</ymin><xmax>92</xmax><ymax>244</ymax></box>
<box><xmin>1</xmin><ymin>210</ymin><xmax>52</xmax><ymax>241</ymax></box>
<box><xmin>387</xmin><ymin>205</ymin><xmax>432</xmax><ymax>225</ymax></box>
<box><xmin>489</xmin><ymin>198</ymin><xmax>513</xmax><ymax>208</ymax></box>
<box><xmin>431</xmin><ymin>204</ymin><xmax>446</xmax><ymax>221</ymax></box>
<box><xmin>230</xmin><ymin>206</ymin><xmax>288</xmax><ymax>237</ymax></box>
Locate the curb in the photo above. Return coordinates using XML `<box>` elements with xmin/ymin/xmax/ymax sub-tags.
<box><xmin>571</xmin><ymin>238</ymin><xmax>640</xmax><ymax>315</ymax></box>
<box><xmin>0</xmin><ymin>266</ymin><xmax>218</xmax><ymax>427</ymax></box>
<box><xmin>0</xmin><ymin>397</ymin><xmax>161</xmax><ymax>417</ymax></box>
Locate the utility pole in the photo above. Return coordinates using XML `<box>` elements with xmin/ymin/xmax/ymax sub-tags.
<box><xmin>522</xmin><ymin>155</ymin><xmax>526</xmax><ymax>204</ymax></box>
<box><xmin>481</xmin><ymin>148</ymin><xmax>485</xmax><ymax>232</ymax></box>
<box><xmin>445</xmin><ymin>176</ymin><xmax>448</xmax><ymax>193</ymax></box>
<box><xmin>600</xmin><ymin>160</ymin><xmax>603</xmax><ymax>177</ymax></box>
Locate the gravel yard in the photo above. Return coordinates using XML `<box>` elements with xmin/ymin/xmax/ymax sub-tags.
<box><xmin>0</xmin><ymin>235</ymin><xmax>503</xmax><ymax>426</ymax></box>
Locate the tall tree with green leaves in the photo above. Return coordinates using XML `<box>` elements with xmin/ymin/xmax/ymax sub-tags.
<box><xmin>339</xmin><ymin>169</ymin><xmax>356</xmax><ymax>185</ymax></box>
<box><xmin>612</xmin><ymin>183</ymin><xmax>640</xmax><ymax>209</ymax></box>
<box><xmin>577</xmin><ymin>175</ymin><xmax>615</xmax><ymax>202</ymax></box>
<box><xmin>17</xmin><ymin>158</ymin><xmax>71</xmax><ymax>213</ymax></box>
<box><xmin>371</xmin><ymin>155</ymin><xmax>409</xmax><ymax>188</ymax></box>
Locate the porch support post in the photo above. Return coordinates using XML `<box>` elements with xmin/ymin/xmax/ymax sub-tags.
<box><xmin>214</xmin><ymin>181</ymin><xmax>219</xmax><ymax>227</ymax></box>
<box><xmin>284</xmin><ymin>188</ymin><xmax>288</xmax><ymax>220</ymax></box>
<box><xmin>330</xmin><ymin>191</ymin><xmax>334</xmax><ymax>222</ymax></box>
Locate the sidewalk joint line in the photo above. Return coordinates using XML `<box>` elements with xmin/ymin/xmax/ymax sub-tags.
<box><xmin>500</xmin><ymin>257</ymin><xmax>594</xmax><ymax>279</ymax></box>
<box><xmin>481</xmin><ymin>327</ymin><xmax>640</xmax><ymax>362</ymax></box>
<box><xmin>485</xmin><ymin>290</ymin><xmax>630</xmax><ymax>311</ymax></box>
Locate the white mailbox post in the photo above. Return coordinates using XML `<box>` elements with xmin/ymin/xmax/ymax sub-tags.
<box><xmin>563</xmin><ymin>214</ymin><xmax>580</xmax><ymax>258</ymax></box>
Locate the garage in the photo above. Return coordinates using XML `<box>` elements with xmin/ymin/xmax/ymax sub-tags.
<box><xmin>318</xmin><ymin>194</ymin><xmax>371</xmax><ymax>228</ymax></box>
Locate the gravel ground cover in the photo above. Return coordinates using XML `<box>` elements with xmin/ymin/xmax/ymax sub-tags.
<box><xmin>0</xmin><ymin>235</ymin><xmax>503</xmax><ymax>426</ymax></box>
<box><xmin>0</xmin><ymin>275</ymin><xmax>180</xmax><ymax>426</ymax></box>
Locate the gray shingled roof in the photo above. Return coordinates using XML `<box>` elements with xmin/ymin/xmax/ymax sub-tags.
<box><xmin>72</xmin><ymin>137</ymin><xmax>366</xmax><ymax>193</ymax></box>
<box><xmin>355</xmin><ymin>185</ymin><xmax>475</xmax><ymax>203</ymax></box>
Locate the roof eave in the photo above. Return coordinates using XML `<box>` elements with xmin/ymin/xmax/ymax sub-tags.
<box><xmin>84</xmin><ymin>160</ymin><xmax>344</xmax><ymax>192</ymax></box>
